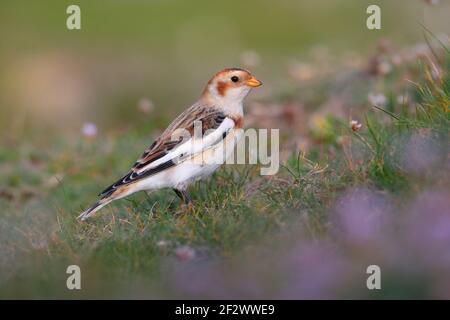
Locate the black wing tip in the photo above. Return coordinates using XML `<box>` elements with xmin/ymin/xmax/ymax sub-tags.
<box><xmin>98</xmin><ymin>160</ymin><xmax>177</xmax><ymax>197</ymax></box>
<box><xmin>98</xmin><ymin>174</ymin><xmax>128</xmax><ymax>197</ymax></box>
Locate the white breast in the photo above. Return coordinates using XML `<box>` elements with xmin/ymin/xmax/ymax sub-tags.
<box><xmin>134</xmin><ymin>126</ymin><xmax>243</xmax><ymax>191</ymax></box>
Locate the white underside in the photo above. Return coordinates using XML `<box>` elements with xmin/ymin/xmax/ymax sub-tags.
<box><xmin>122</xmin><ymin>129</ymin><xmax>243</xmax><ymax>197</ymax></box>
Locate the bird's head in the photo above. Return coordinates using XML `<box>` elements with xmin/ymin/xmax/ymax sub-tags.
<box><xmin>201</xmin><ymin>68</ymin><xmax>262</xmax><ymax>107</ymax></box>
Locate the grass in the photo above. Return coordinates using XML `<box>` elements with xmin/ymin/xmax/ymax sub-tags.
<box><xmin>0</xmin><ymin>41</ymin><xmax>449</xmax><ymax>299</ymax></box>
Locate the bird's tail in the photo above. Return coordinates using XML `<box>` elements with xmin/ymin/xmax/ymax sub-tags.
<box><xmin>77</xmin><ymin>197</ymin><xmax>113</xmax><ymax>221</ymax></box>
<box><xmin>78</xmin><ymin>184</ymin><xmax>135</xmax><ymax>221</ymax></box>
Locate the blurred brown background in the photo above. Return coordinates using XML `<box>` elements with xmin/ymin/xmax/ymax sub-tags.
<box><xmin>0</xmin><ymin>0</ymin><xmax>448</xmax><ymax>137</ymax></box>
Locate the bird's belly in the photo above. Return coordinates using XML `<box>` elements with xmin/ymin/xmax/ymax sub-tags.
<box><xmin>171</xmin><ymin>129</ymin><xmax>242</xmax><ymax>188</ymax></box>
<box><xmin>136</xmin><ymin>130</ymin><xmax>242</xmax><ymax>191</ymax></box>
<box><xmin>134</xmin><ymin>162</ymin><xmax>220</xmax><ymax>191</ymax></box>
<box><xmin>172</xmin><ymin>162</ymin><xmax>221</xmax><ymax>188</ymax></box>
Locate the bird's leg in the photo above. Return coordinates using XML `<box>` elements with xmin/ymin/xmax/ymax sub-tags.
<box><xmin>173</xmin><ymin>188</ymin><xmax>183</xmax><ymax>201</ymax></box>
<box><xmin>173</xmin><ymin>189</ymin><xmax>193</xmax><ymax>204</ymax></box>
<box><xmin>173</xmin><ymin>188</ymin><xmax>194</xmax><ymax>216</ymax></box>
<box><xmin>181</xmin><ymin>190</ymin><xmax>192</xmax><ymax>205</ymax></box>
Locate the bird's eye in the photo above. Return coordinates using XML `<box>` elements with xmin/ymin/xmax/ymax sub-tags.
<box><xmin>231</xmin><ymin>76</ymin><xmax>239</xmax><ymax>83</ymax></box>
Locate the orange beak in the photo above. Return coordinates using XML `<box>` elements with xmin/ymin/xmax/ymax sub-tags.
<box><xmin>246</xmin><ymin>76</ymin><xmax>262</xmax><ymax>87</ymax></box>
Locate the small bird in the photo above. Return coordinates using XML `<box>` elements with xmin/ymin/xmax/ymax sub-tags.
<box><xmin>78</xmin><ymin>68</ymin><xmax>262</xmax><ymax>220</ymax></box>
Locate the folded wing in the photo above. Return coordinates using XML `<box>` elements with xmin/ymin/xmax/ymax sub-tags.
<box><xmin>99</xmin><ymin>103</ymin><xmax>234</xmax><ymax>197</ymax></box>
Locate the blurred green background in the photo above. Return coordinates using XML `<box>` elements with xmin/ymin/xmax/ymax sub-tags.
<box><xmin>0</xmin><ymin>0</ymin><xmax>448</xmax><ymax>137</ymax></box>
<box><xmin>0</xmin><ymin>0</ymin><xmax>449</xmax><ymax>299</ymax></box>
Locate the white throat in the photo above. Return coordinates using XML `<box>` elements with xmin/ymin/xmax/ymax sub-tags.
<box><xmin>209</xmin><ymin>86</ymin><xmax>250</xmax><ymax>116</ymax></box>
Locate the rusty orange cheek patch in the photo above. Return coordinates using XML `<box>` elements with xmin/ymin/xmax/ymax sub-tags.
<box><xmin>216</xmin><ymin>81</ymin><xmax>228</xmax><ymax>96</ymax></box>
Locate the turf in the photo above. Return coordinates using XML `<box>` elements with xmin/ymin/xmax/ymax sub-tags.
<box><xmin>0</xmin><ymin>41</ymin><xmax>449</xmax><ymax>299</ymax></box>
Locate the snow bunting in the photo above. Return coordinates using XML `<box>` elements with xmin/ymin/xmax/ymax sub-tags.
<box><xmin>78</xmin><ymin>68</ymin><xmax>262</xmax><ymax>220</ymax></box>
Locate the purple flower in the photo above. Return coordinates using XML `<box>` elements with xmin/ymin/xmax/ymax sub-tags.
<box><xmin>175</xmin><ymin>245</ymin><xmax>196</xmax><ymax>261</ymax></box>
<box><xmin>406</xmin><ymin>191</ymin><xmax>450</xmax><ymax>259</ymax></box>
<box><xmin>333</xmin><ymin>188</ymin><xmax>392</xmax><ymax>244</ymax></box>
<box><xmin>398</xmin><ymin>133</ymin><xmax>442</xmax><ymax>174</ymax></box>
<box><xmin>81</xmin><ymin>122</ymin><xmax>97</xmax><ymax>138</ymax></box>
<box><xmin>279</xmin><ymin>243</ymin><xmax>348</xmax><ymax>299</ymax></box>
